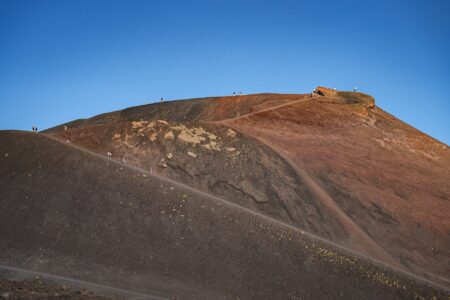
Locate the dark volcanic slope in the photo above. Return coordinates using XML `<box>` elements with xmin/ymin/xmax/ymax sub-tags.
<box><xmin>43</xmin><ymin>92</ymin><xmax>450</xmax><ymax>289</ymax></box>
<box><xmin>0</xmin><ymin>131</ymin><xmax>448</xmax><ymax>299</ymax></box>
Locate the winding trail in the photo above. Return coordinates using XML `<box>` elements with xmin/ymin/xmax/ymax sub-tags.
<box><xmin>216</xmin><ymin>94</ymin><xmax>317</xmax><ymax>122</ymax></box>
<box><xmin>40</xmin><ymin>132</ymin><xmax>449</xmax><ymax>291</ymax></box>
<box><xmin>215</xmin><ymin>98</ymin><xmax>401</xmax><ymax>267</ymax></box>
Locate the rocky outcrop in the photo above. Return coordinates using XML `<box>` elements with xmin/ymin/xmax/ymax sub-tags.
<box><xmin>316</xmin><ymin>86</ymin><xmax>336</xmax><ymax>96</ymax></box>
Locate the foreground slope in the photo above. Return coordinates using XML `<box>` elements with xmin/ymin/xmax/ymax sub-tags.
<box><xmin>0</xmin><ymin>130</ymin><xmax>448</xmax><ymax>299</ymax></box>
<box><xmin>44</xmin><ymin>91</ymin><xmax>450</xmax><ymax>287</ymax></box>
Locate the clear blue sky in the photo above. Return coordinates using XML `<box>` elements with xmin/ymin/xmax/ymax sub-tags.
<box><xmin>1</xmin><ymin>0</ymin><xmax>449</xmax><ymax>144</ymax></box>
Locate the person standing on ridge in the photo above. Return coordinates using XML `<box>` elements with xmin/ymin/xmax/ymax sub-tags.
<box><xmin>160</xmin><ymin>97</ymin><xmax>164</xmax><ymax>102</ymax></box>
<box><xmin>354</xmin><ymin>87</ymin><xmax>357</xmax><ymax>92</ymax></box>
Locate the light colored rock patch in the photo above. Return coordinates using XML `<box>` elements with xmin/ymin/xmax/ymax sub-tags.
<box><xmin>157</xmin><ymin>120</ymin><xmax>169</xmax><ymax>125</ymax></box>
<box><xmin>207</xmin><ymin>133</ymin><xmax>217</xmax><ymax>140</ymax></box>
<box><xmin>132</xmin><ymin>120</ymin><xmax>149</xmax><ymax>129</ymax></box>
<box><xmin>226</xmin><ymin>147</ymin><xmax>236</xmax><ymax>152</ymax></box>
<box><xmin>167</xmin><ymin>153</ymin><xmax>173</xmax><ymax>159</ymax></box>
<box><xmin>227</xmin><ymin>129</ymin><xmax>236</xmax><ymax>138</ymax></box>
<box><xmin>170</xmin><ymin>125</ymin><xmax>225</xmax><ymax>150</ymax></box>
<box><xmin>203</xmin><ymin>141</ymin><xmax>220</xmax><ymax>151</ymax></box>
<box><xmin>164</xmin><ymin>131</ymin><xmax>175</xmax><ymax>140</ymax></box>
<box><xmin>187</xmin><ymin>151</ymin><xmax>197</xmax><ymax>158</ymax></box>
<box><xmin>171</xmin><ymin>125</ymin><xmax>207</xmax><ymax>144</ymax></box>
<box><xmin>148</xmin><ymin>132</ymin><xmax>157</xmax><ymax>142</ymax></box>
<box><xmin>178</xmin><ymin>131</ymin><xmax>206</xmax><ymax>144</ymax></box>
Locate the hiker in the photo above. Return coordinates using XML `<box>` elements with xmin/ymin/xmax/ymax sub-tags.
<box><xmin>122</xmin><ymin>157</ymin><xmax>126</xmax><ymax>164</ymax></box>
<box><xmin>160</xmin><ymin>97</ymin><xmax>164</xmax><ymax>102</ymax></box>
<box><xmin>239</xmin><ymin>91</ymin><xmax>242</xmax><ymax>95</ymax></box>
<box><xmin>64</xmin><ymin>125</ymin><xmax>68</xmax><ymax>131</ymax></box>
<box><xmin>31</xmin><ymin>126</ymin><xmax>35</xmax><ymax>132</ymax></box>
<box><xmin>233</xmin><ymin>91</ymin><xmax>236</xmax><ymax>96</ymax></box>
<box><xmin>354</xmin><ymin>87</ymin><xmax>357</xmax><ymax>92</ymax></box>
<box><xmin>107</xmin><ymin>152</ymin><xmax>112</xmax><ymax>158</ymax></box>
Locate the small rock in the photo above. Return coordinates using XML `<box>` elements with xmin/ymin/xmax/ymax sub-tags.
<box><xmin>62</xmin><ymin>284</ymin><xmax>70</xmax><ymax>291</ymax></box>
<box><xmin>227</xmin><ymin>129</ymin><xmax>236</xmax><ymax>137</ymax></box>
<box><xmin>149</xmin><ymin>132</ymin><xmax>157</xmax><ymax>142</ymax></box>
<box><xmin>164</xmin><ymin>131</ymin><xmax>174</xmax><ymax>140</ymax></box>
<box><xmin>226</xmin><ymin>147</ymin><xmax>236</xmax><ymax>152</ymax></box>
<box><xmin>157</xmin><ymin>120</ymin><xmax>169</xmax><ymax>125</ymax></box>
<box><xmin>4</xmin><ymin>153</ymin><xmax>8</xmax><ymax>158</ymax></box>
<box><xmin>167</xmin><ymin>153</ymin><xmax>173</xmax><ymax>159</ymax></box>
<box><xmin>1</xmin><ymin>292</ymin><xmax>11</xmax><ymax>299</ymax></box>
<box><xmin>158</xmin><ymin>158</ymin><xmax>168</xmax><ymax>168</ymax></box>
<box><xmin>187</xmin><ymin>151</ymin><xmax>197</xmax><ymax>158</ymax></box>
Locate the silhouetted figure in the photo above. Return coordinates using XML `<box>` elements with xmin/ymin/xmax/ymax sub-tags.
<box><xmin>233</xmin><ymin>91</ymin><xmax>236</xmax><ymax>96</ymax></box>
<box><xmin>354</xmin><ymin>87</ymin><xmax>357</xmax><ymax>92</ymax></box>
<box><xmin>160</xmin><ymin>97</ymin><xmax>164</xmax><ymax>102</ymax></box>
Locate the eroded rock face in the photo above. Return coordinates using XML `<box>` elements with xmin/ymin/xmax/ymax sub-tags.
<box><xmin>48</xmin><ymin>119</ymin><xmax>346</xmax><ymax>240</ymax></box>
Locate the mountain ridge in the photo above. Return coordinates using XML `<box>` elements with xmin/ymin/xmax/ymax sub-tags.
<box><xmin>1</xmin><ymin>89</ymin><xmax>449</xmax><ymax>298</ymax></box>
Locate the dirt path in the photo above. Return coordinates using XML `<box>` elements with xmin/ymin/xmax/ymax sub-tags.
<box><xmin>39</xmin><ymin>133</ymin><xmax>449</xmax><ymax>291</ymax></box>
<box><xmin>214</xmin><ymin>96</ymin><xmax>401</xmax><ymax>267</ymax></box>
<box><xmin>213</xmin><ymin>95</ymin><xmax>317</xmax><ymax>123</ymax></box>
<box><xmin>0</xmin><ymin>264</ymin><xmax>166</xmax><ymax>300</ymax></box>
